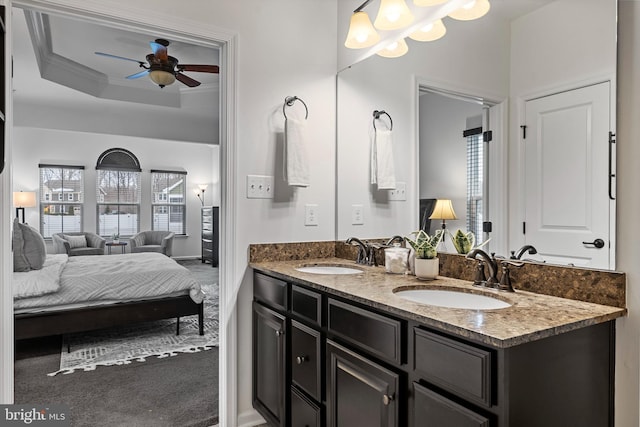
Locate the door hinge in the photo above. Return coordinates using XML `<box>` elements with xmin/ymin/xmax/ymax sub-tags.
<box><xmin>483</xmin><ymin>131</ymin><xmax>493</xmax><ymax>143</ymax></box>
<box><xmin>483</xmin><ymin>221</ymin><xmax>492</xmax><ymax>233</ymax></box>
<box><xmin>520</xmin><ymin>125</ymin><xmax>527</xmax><ymax>139</ymax></box>
<box><xmin>522</xmin><ymin>222</ymin><xmax>526</xmax><ymax>234</ymax></box>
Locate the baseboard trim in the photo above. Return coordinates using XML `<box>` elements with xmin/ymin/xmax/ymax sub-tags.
<box><xmin>237</xmin><ymin>409</ymin><xmax>266</xmax><ymax>427</ymax></box>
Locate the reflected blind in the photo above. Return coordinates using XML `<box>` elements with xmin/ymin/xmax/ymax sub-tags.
<box><xmin>465</xmin><ymin>129</ymin><xmax>483</xmax><ymax>239</ymax></box>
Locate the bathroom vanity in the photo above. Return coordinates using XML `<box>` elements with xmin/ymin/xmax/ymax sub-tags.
<box><xmin>251</xmin><ymin>257</ymin><xmax>625</xmax><ymax>427</ymax></box>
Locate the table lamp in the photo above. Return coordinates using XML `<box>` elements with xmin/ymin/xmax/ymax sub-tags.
<box><xmin>13</xmin><ymin>191</ymin><xmax>37</xmax><ymax>223</ymax></box>
<box><xmin>429</xmin><ymin>199</ymin><xmax>457</xmax><ymax>251</ymax></box>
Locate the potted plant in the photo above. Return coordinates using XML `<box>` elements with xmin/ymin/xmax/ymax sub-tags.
<box><xmin>449</xmin><ymin>229</ymin><xmax>491</xmax><ymax>255</ymax></box>
<box><xmin>405</xmin><ymin>229</ymin><xmax>444</xmax><ymax>280</ymax></box>
<box><xmin>111</xmin><ymin>233</ymin><xmax>120</xmax><ymax>244</ymax></box>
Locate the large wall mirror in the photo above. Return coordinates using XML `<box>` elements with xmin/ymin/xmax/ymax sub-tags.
<box><xmin>336</xmin><ymin>0</ymin><xmax>617</xmax><ymax>270</ymax></box>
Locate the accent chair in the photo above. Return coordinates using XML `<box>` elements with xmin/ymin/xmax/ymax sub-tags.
<box><xmin>52</xmin><ymin>232</ymin><xmax>106</xmax><ymax>256</ymax></box>
<box><xmin>130</xmin><ymin>231</ymin><xmax>175</xmax><ymax>257</ymax></box>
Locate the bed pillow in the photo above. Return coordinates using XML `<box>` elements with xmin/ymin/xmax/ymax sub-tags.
<box><xmin>13</xmin><ymin>218</ymin><xmax>30</xmax><ymax>272</ymax></box>
<box><xmin>15</xmin><ymin>220</ymin><xmax>47</xmax><ymax>271</ymax></box>
<box><xmin>65</xmin><ymin>235</ymin><xmax>88</xmax><ymax>249</ymax></box>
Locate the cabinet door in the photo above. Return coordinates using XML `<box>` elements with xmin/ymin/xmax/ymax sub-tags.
<box><xmin>413</xmin><ymin>382</ymin><xmax>491</xmax><ymax>427</ymax></box>
<box><xmin>327</xmin><ymin>340</ymin><xmax>400</xmax><ymax>427</ymax></box>
<box><xmin>253</xmin><ymin>302</ymin><xmax>287</xmax><ymax>427</ymax></box>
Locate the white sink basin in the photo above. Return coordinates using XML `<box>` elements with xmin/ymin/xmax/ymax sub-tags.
<box><xmin>295</xmin><ymin>265</ymin><xmax>363</xmax><ymax>275</ymax></box>
<box><xmin>394</xmin><ymin>289</ymin><xmax>511</xmax><ymax>310</ymax></box>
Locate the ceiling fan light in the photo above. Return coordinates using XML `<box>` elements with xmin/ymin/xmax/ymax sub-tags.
<box><xmin>376</xmin><ymin>38</ymin><xmax>409</xmax><ymax>58</ymax></box>
<box><xmin>149</xmin><ymin>70</ymin><xmax>176</xmax><ymax>87</ymax></box>
<box><xmin>413</xmin><ymin>0</ymin><xmax>448</xmax><ymax>6</ymax></box>
<box><xmin>374</xmin><ymin>0</ymin><xmax>415</xmax><ymax>31</ymax></box>
<box><xmin>448</xmin><ymin>0</ymin><xmax>490</xmax><ymax>21</ymax></box>
<box><xmin>345</xmin><ymin>11</ymin><xmax>381</xmax><ymax>49</ymax></box>
<box><xmin>409</xmin><ymin>19</ymin><xmax>447</xmax><ymax>42</ymax></box>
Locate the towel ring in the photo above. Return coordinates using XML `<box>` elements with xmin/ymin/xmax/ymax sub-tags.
<box><xmin>373</xmin><ymin>110</ymin><xmax>393</xmax><ymax>131</ymax></box>
<box><xmin>283</xmin><ymin>96</ymin><xmax>309</xmax><ymax>120</ymax></box>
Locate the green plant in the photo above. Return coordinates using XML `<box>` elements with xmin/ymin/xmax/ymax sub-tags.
<box><xmin>111</xmin><ymin>232</ymin><xmax>120</xmax><ymax>240</ymax></box>
<box><xmin>404</xmin><ymin>229</ymin><xmax>444</xmax><ymax>259</ymax></box>
<box><xmin>450</xmin><ymin>229</ymin><xmax>475</xmax><ymax>254</ymax></box>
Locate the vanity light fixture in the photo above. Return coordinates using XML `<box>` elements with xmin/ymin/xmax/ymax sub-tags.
<box><xmin>374</xmin><ymin>0</ymin><xmax>415</xmax><ymax>31</ymax></box>
<box><xmin>345</xmin><ymin>10</ymin><xmax>381</xmax><ymax>49</ymax></box>
<box><xmin>195</xmin><ymin>184</ymin><xmax>208</xmax><ymax>206</ymax></box>
<box><xmin>448</xmin><ymin>0</ymin><xmax>491</xmax><ymax>21</ymax></box>
<box><xmin>413</xmin><ymin>0</ymin><xmax>448</xmax><ymax>6</ymax></box>
<box><xmin>376</xmin><ymin>38</ymin><xmax>409</xmax><ymax>58</ymax></box>
<box><xmin>13</xmin><ymin>191</ymin><xmax>37</xmax><ymax>223</ymax></box>
<box><xmin>409</xmin><ymin>19</ymin><xmax>447</xmax><ymax>42</ymax></box>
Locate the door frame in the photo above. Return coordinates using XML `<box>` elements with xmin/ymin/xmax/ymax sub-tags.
<box><xmin>0</xmin><ymin>1</ymin><xmax>239</xmax><ymax>425</ymax></box>
<box><xmin>515</xmin><ymin>75</ymin><xmax>617</xmax><ymax>270</ymax></box>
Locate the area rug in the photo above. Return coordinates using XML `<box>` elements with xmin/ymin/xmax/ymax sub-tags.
<box><xmin>48</xmin><ymin>282</ymin><xmax>219</xmax><ymax>376</ymax></box>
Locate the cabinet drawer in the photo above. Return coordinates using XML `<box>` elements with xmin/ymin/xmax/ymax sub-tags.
<box><xmin>413</xmin><ymin>382</ymin><xmax>491</xmax><ymax>427</ymax></box>
<box><xmin>291</xmin><ymin>320</ymin><xmax>322</xmax><ymax>401</ymax></box>
<box><xmin>202</xmin><ymin>208</ymin><xmax>213</xmax><ymax>216</ymax></box>
<box><xmin>202</xmin><ymin>230</ymin><xmax>213</xmax><ymax>240</ymax></box>
<box><xmin>254</xmin><ymin>273</ymin><xmax>288</xmax><ymax>311</ymax></box>
<box><xmin>414</xmin><ymin>328</ymin><xmax>493</xmax><ymax>407</ymax></box>
<box><xmin>291</xmin><ymin>386</ymin><xmax>321</xmax><ymax>427</ymax></box>
<box><xmin>328</xmin><ymin>298</ymin><xmax>403</xmax><ymax>364</ymax></box>
<box><xmin>292</xmin><ymin>285</ymin><xmax>321</xmax><ymax>325</ymax></box>
<box><xmin>202</xmin><ymin>240</ymin><xmax>214</xmax><ymax>250</ymax></box>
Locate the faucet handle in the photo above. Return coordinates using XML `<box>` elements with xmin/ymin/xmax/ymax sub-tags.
<box><xmin>472</xmin><ymin>261</ymin><xmax>487</xmax><ymax>287</ymax></box>
<box><xmin>497</xmin><ymin>260</ymin><xmax>524</xmax><ymax>292</ymax></box>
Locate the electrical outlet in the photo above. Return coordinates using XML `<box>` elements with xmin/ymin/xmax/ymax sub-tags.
<box><xmin>351</xmin><ymin>204</ymin><xmax>364</xmax><ymax>225</ymax></box>
<box><xmin>305</xmin><ymin>204</ymin><xmax>319</xmax><ymax>226</ymax></box>
<box><xmin>389</xmin><ymin>182</ymin><xmax>407</xmax><ymax>201</ymax></box>
<box><xmin>246</xmin><ymin>175</ymin><xmax>274</xmax><ymax>199</ymax></box>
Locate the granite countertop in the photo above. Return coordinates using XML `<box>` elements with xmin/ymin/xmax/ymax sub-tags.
<box><xmin>250</xmin><ymin>257</ymin><xmax>627</xmax><ymax>348</ymax></box>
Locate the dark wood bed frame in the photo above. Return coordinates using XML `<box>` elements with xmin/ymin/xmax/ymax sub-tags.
<box><xmin>15</xmin><ymin>295</ymin><xmax>204</xmax><ymax>340</ymax></box>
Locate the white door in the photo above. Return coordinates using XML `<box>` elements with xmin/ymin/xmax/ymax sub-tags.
<box><xmin>523</xmin><ymin>82</ymin><xmax>613</xmax><ymax>269</ymax></box>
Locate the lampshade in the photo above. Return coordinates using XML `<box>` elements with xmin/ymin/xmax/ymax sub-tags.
<box><xmin>377</xmin><ymin>38</ymin><xmax>409</xmax><ymax>58</ymax></box>
<box><xmin>149</xmin><ymin>70</ymin><xmax>176</xmax><ymax>87</ymax></box>
<box><xmin>198</xmin><ymin>184</ymin><xmax>208</xmax><ymax>191</ymax></box>
<box><xmin>409</xmin><ymin>19</ymin><xmax>447</xmax><ymax>42</ymax></box>
<box><xmin>374</xmin><ymin>0</ymin><xmax>415</xmax><ymax>31</ymax></box>
<box><xmin>429</xmin><ymin>199</ymin><xmax>457</xmax><ymax>220</ymax></box>
<box><xmin>345</xmin><ymin>11</ymin><xmax>381</xmax><ymax>49</ymax></box>
<box><xmin>13</xmin><ymin>191</ymin><xmax>37</xmax><ymax>208</ymax></box>
<box><xmin>413</xmin><ymin>0</ymin><xmax>448</xmax><ymax>6</ymax></box>
<box><xmin>448</xmin><ymin>0</ymin><xmax>491</xmax><ymax>21</ymax></box>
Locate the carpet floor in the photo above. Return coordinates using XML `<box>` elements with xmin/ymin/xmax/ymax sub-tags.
<box><xmin>14</xmin><ymin>259</ymin><xmax>219</xmax><ymax>427</ymax></box>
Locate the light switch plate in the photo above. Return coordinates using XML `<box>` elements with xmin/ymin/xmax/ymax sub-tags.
<box><xmin>389</xmin><ymin>182</ymin><xmax>407</xmax><ymax>201</ymax></box>
<box><xmin>305</xmin><ymin>204</ymin><xmax>319</xmax><ymax>226</ymax></box>
<box><xmin>247</xmin><ymin>175</ymin><xmax>274</xmax><ymax>199</ymax></box>
<box><xmin>351</xmin><ymin>204</ymin><xmax>364</xmax><ymax>225</ymax></box>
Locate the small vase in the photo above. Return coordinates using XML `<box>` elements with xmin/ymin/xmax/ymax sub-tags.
<box><xmin>414</xmin><ymin>258</ymin><xmax>439</xmax><ymax>280</ymax></box>
<box><xmin>113</xmin><ymin>239</ymin><xmax>119</xmax><ymax>244</ymax></box>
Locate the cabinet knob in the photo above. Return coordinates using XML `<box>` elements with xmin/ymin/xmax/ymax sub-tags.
<box><xmin>275</xmin><ymin>330</ymin><xmax>284</xmax><ymax>337</ymax></box>
<box><xmin>382</xmin><ymin>393</ymin><xmax>395</xmax><ymax>406</ymax></box>
<box><xmin>296</xmin><ymin>355</ymin><xmax>308</xmax><ymax>365</ymax></box>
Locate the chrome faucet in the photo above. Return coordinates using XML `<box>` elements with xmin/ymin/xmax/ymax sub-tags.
<box><xmin>466</xmin><ymin>248</ymin><xmax>499</xmax><ymax>287</ymax></box>
<box><xmin>346</xmin><ymin>237</ymin><xmax>369</xmax><ymax>265</ymax></box>
<box><xmin>385</xmin><ymin>235</ymin><xmax>404</xmax><ymax>246</ymax></box>
<box><xmin>510</xmin><ymin>245</ymin><xmax>537</xmax><ymax>260</ymax></box>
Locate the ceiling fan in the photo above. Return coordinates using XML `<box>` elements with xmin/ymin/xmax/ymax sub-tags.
<box><xmin>95</xmin><ymin>38</ymin><xmax>219</xmax><ymax>88</ymax></box>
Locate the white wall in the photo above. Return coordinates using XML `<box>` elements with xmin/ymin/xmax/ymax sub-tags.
<box><xmin>12</xmin><ymin>127</ymin><xmax>218</xmax><ymax>258</ymax></box>
<box><xmin>419</xmin><ymin>92</ymin><xmax>484</xmax><ymax>234</ymax></box>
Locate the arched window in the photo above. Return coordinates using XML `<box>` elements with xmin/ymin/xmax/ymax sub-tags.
<box><xmin>95</xmin><ymin>148</ymin><xmax>142</xmax><ymax>237</ymax></box>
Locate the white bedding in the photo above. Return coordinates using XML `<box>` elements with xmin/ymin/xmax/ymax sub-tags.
<box><xmin>14</xmin><ymin>252</ymin><xmax>204</xmax><ymax>313</ymax></box>
<box><xmin>13</xmin><ymin>254</ymin><xmax>68</xmax><ymax>299</ymax></box>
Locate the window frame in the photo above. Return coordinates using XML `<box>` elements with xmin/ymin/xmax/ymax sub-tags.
<box><xmin>150</xmin><ymin>169</ymin><xmax>187</xmax><ymax>235</ymax></box>
<box><xmin>38</xmin><ymin>164</ymin><xmax>85</xmax><ymax>238</ymax></box>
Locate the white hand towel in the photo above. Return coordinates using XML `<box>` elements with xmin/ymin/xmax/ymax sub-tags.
<box><xmin>371</xmin><ymin>129</ymin><xmax>396</xmax><ymax>190</ymax></box>
<box><xmin>284</xmin><ymin>117</ymin><xmax>310</xmax><ymax>187</ymax></box>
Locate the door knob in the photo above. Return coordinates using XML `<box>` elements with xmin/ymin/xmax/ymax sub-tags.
<box><xmin>296</xmin><ymin>356</ymin><xmax>308</xmax><ymax>364</ymax></box>
<box><xmin>275</xmin><ymin>330</ymin><xmax>284</xmax><ymax>336</ymax></box>
<box><xmin>382</xmin><ymin>393</ymin><xmax>395</xmax><ymax>406</ymax></box>
<box><xmin>582</xmin><ymin>238</ymin><xmax>605</xmax><ymax>249</ymax></box>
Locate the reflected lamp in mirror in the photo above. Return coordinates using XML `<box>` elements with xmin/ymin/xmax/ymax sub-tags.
<box><xmin>345</xmin><ymin>10</ymin><xmax>381</xmax><ymax>49</ymax></box>
<box><xmin>13</xmin><ymin>191</ymin><xmax>37</xmax><ymax>223</ymax></box>
<box><xmin>195</xmin><ymin>184</ymin><xmax>208</xmax><ymax>206</ymax></box>
<box><xmin>377</xmin><ymin>38</ymin><xmax>409</xmax><ymax>58</ymax></box>
<box><xmin>374</xmin><ymin>0</ymin><xmax>415</xmax><ymax>31</ymax></box>
<box><xmin>429</xmin><ymin>199</ymin><xmax>457</xmax><ymax>231</ymax></box>
<box><xmin>409</xmin><ymin>19</ymin><xmax>446</xmax><ymax>42</ymax></box>
<box><xmin>448</xmin><ymin>0</ymin><xmax>491</xmax><ymax>21</ymax></box>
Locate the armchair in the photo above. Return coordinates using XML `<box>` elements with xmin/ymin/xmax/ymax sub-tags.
<box><xmin>130</xmin><ymin>231</ymin><xmax>175</xmax><ymax>257</ymax></box>
<box><xmin>52</xmin><ymin>232</ymin><xmax>106</xmax><ymax>256</ymax></box>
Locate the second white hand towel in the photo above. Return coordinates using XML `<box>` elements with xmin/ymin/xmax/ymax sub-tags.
<box><xmin>371</xmin><ymin>129</ymin><xmax>396</xmax><ymax>190</ymax></box>
<box><xmin>284</xmin><ymin>117</ymin><xmax>310</xmax><ymax>187</ymax></box>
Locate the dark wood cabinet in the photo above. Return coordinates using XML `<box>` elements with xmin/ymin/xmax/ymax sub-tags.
<box><xmin>253</xmin><ymin>301</ymin><xmax>287</xmax><ymax>427</ymax></box>
<box><xmin>327</xmin><ymin>340</ymin><xmax>400</xmax><ymax>427</ymax></box>
<box><xmin>252</xmin><ymin>270</ymin><xmax>615</xmax><ymax>427</ymax></box>
<box><xmin>201</xmin><ymin>206</ymin><xmax>218</xmax><ymax>266</ymax></box>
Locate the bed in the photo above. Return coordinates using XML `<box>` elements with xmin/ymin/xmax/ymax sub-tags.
<box><xmin>13</xmin><ymin>252</ymin><xmax>205</xmax><ymax>340</ymax></box>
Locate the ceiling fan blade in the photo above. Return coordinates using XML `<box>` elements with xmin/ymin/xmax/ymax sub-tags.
<box><xmin>178</xmin><ymin>64</ymin><xmax>220</xmax><ymax>73</ymax></box>
<box><xmin>176</xmin><ymin>72</ymin><xmax>201</xmax><ymax>88</ymax></box>
<box><xmin>150</xmin><ymin>41</ymin><xmax>169</xmax><ymax>61</ymax></box>
<box><xmin>95</xmin><ymin>51</ymin><xmax>144</xmax><ymax>65</ymax></box>
<box><xmin>126</xmin><ymin>70</ymin><xmax>150</xmax><ymax>79</ymax></box>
